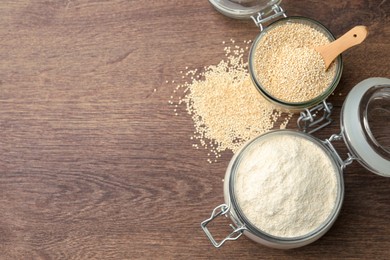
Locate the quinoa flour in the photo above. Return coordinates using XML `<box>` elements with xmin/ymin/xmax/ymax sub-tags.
<box><xmin>234</xmin><ymin>133</ymin><xmax>339</xmax><ymax>238</ymax></box>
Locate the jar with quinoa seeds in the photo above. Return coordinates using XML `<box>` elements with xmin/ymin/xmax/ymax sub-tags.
<box><xmin>209</xmin><ymin>0</ymin><xmax>345</xmax><ymax>133</ymax></box>
<box><xmin>201</xmin><ymin>77</ymin><xmax>390</xmax><ymax>249</ymax></box>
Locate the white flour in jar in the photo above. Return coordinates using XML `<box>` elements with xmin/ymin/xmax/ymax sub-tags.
<box><xmin>234</xmin><ymin>132</ymin><xmax>339</xmax><ymax>238</ymax></box>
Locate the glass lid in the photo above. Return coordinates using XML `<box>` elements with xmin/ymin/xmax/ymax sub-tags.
<box><xmin>341</xmin><ymin>77</ymin><xmax>390</xmax><ymax>177</ymax></box>
<box><xmin>209</xmin><ymin>0</ymin><xmax>281</xmax><ymax>19</ymax></box>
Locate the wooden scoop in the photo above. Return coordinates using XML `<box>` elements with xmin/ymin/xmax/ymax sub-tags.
<box><xmin>315</xmin><ymin>25</ymin><xmax>368</xmax><ymax>70</ymax></box>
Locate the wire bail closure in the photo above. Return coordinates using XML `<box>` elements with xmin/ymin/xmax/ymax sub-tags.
<box><xmin>323</xmin><ymin>133</ymin><xmax>356</xmax><ymax>169</ymax></box>
<box><xmin>251</xmin><ymin>4</ymin><xmax>287</xmax><ymax>31</ymax></box>
<box><xmin>297</xmin><ymin>100</ymin><xmax>333</xmax><ymax>134</ymax></box>
<box><xmin>200</xmin><ymin>204</ymin><xmax>246</xmax><ymax>248</ymax></box>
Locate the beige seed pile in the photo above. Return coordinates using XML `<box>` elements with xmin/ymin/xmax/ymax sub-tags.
<box><xmin>253</xmin><ymin>23</ymin><xmax>338</xmax><ymax>103</ymax></box>
<box><xmin>169</xmin><ymin>40</ymin><xmax>292</xmax><ymax>162</ymax></box>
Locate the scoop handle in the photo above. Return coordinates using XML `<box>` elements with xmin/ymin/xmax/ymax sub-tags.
<box><xmin>316</xmin><ymin>26</ymin><xmax>368</xmax><ymax>69</ymax></box>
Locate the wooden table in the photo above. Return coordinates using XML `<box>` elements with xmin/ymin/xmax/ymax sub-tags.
<box><xmin>1</xmin><ymin>1</ymin><xmax>389</xmax><ymax>259</ymax></box>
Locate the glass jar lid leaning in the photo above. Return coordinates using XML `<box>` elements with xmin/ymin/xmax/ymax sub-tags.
<box><xmin>341</xmin><ymin>77</ymin><xmax>390</xmax><ymax>176</ymax></box>
<box><xmin>200</xmin><ymin>77</ymin><xmax>390</xmax><ymax>249</ymax></box>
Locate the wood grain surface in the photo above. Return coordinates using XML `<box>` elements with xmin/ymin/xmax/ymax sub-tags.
<box><xmin>0</xmin><ymin>0</ymin><xmax>389</xmax><ymax>259</ymax></box>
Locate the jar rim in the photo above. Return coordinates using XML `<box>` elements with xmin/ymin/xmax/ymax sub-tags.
<box><xmin>228</xmin><ymin>130</ymin><xmax>344</xmax><ymax>243</ymax></box>
<box><xmin>248</xmin><ymin>16</ymin><xmax>343</xmax><ymax>110</ymax></box>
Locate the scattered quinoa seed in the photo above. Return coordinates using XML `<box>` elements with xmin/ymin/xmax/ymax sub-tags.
<box><xmin>168</xmin><ymin>40</ymin><xmax>292</xmax><ymax>161</ymax></box>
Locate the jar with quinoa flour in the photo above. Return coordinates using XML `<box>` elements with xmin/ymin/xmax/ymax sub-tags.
<box><xmin>201</xmin><ymin>77</ymin><xmax>390</xmax><ymax>249</ymax></box>
<box><xmin>209</xmin><ymin>0</ymin><xmax>348</xmax><ymax>133</ymax></box>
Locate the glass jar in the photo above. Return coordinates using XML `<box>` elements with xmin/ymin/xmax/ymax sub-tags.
<box><xmin>248</xmin><ymin>17</ymin><xmax>343</xmax><ymax>110</ymax></box>
<box><xmin>201</xmin><ymin>77</ymin><xmax>390</xmax><ymax>248</ymax></box>
<box><xmin>209</xmin><ymin>0</ymin><xmax>346</xmax><ymax>132</ymax></box>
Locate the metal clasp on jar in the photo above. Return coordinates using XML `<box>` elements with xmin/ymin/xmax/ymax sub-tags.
<box><xmin>201</xmin><ymin>204</ymin><xmax>246</xmax><ymax>248</ymax></box>
<box><xmin>323</xmin><ymin>132</ymin><xmax>356</xmax><ymax>169</ymax></box>
<box><xmin>251</xmin><ymin>4</ymin><xmax>287</xmax><ymax>31</ymax></box>
<box><xmin>297</xmin><ymin>100</ymin><xmax>334</xmax><ymax>134</ymax></box>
